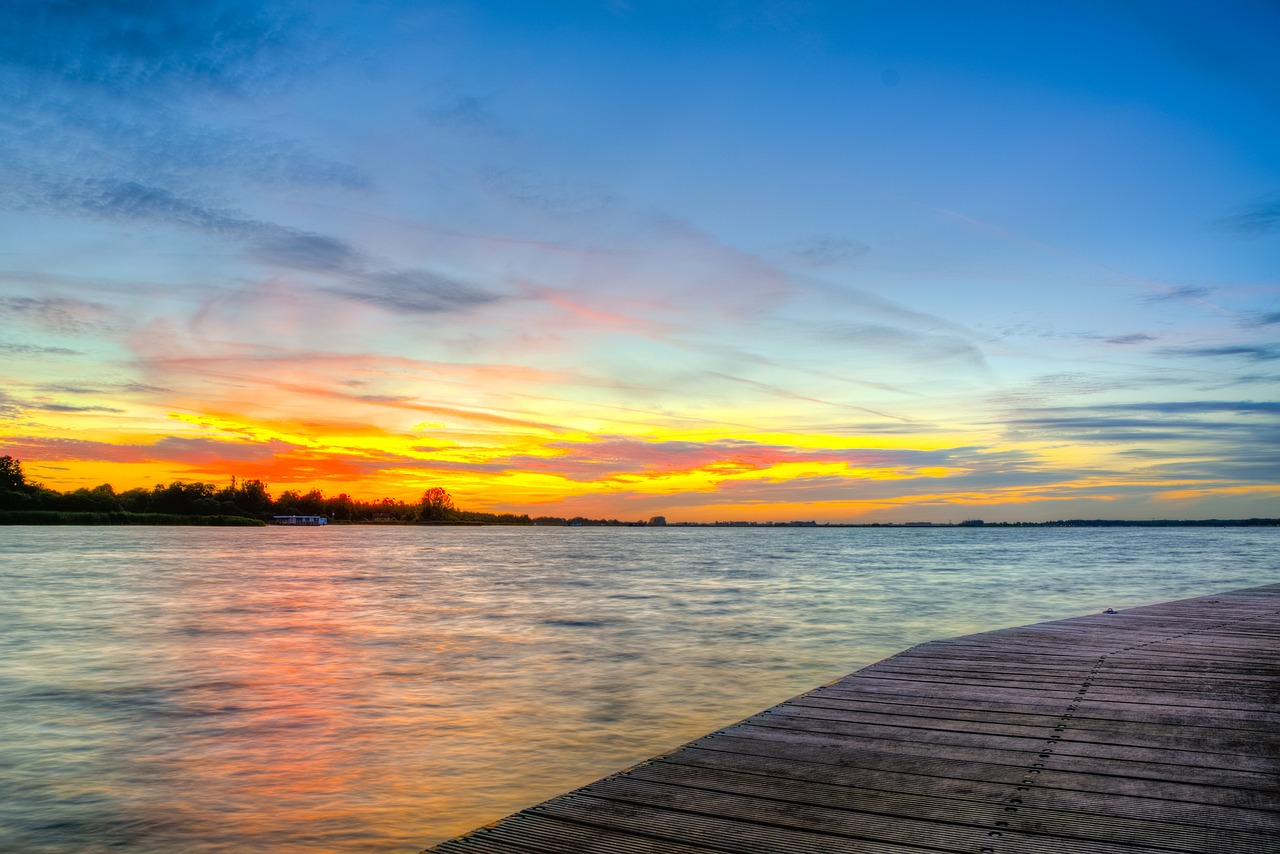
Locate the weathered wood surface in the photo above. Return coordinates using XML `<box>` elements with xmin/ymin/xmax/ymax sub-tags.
<box><xmin>426</xmin><ymin>584</ymin><xmax>1280</xmax><ymax>853</ymax></box>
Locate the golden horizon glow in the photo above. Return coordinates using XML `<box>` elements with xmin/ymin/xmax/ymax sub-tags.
<box><xmin>13</xmin><ymin>403</ymin><xmax>1280</xmax><ymax>523</ymax></box>
<box><xmin>3</xmin><ymin>4</ymin><xmax>1277</xmax><ymax>523</ymax></box>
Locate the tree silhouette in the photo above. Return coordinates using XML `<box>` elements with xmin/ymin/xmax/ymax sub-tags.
<box><xmin>419</xmin><ymin>487</ymin><xmax>456</xmax><ymax>522</ymax></box>
<box><xmin>0</xmin><ymin>456</ymin><xmax>28</xmax><ymax>491</ymax></box>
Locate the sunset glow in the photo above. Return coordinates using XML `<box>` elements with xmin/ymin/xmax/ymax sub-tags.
<box><xmin>2</xmin><ymin>2</ymin><xmax>1277</xmax><ymax>522</ymax></box>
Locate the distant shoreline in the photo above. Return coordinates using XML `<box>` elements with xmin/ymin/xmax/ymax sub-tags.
<box><xmin>1</xmin><ymin>510</ymin><xmax>1275</xmax><ymax>528</ymax></box>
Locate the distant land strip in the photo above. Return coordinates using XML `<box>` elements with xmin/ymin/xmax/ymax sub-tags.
<box><xmin>0</xmin><ymin>509</ymin><xmax>1277</xmax><ymax>528</ymax></box>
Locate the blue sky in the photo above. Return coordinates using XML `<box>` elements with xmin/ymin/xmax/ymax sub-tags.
<box><xmin>1</xmin><ymin>1</ymin><xmax>1277</xmax><ymax>521</ymax></box>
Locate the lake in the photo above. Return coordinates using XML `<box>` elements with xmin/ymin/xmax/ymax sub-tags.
<box><xmin>1</xmin><ymin>525</ymin><xmax>1276</xmax><ymax>852</ymax></box>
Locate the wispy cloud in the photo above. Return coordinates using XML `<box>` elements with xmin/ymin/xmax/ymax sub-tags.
<box><xmin>418</xmin><ymin>436</ymin><xmax>959</xmax><ymax>483</ymax></box>
<box><xmin>1113</xmin><ymin>401</ymin><xmax>1280</xmax><ymax>415</ymax></box>
<box><xmin>249</xmin><ymin>230</ymin><xmax>367</xmax><ymax>272</ymax></box>
<box><xmin>339</xmin><ymin>270</ymin><xmax>498</xmax><ymax>314</ymax></box>
<box><xmin>1162</xmin><ymin>344</ymin><xmax>1280</xmax><ymax>362</ymax></box>
<box><xmin>1009</xmin><ymin>399</ymin><xmax>1280</xmax><ymax>426</ymax></box>
<box><xmin>479</xmin><ymin>166</ymin><xmax>618</xmax><ymax>220</ymax></box>
<box><xmin>0</xmin><ymin>391</ymin><xmax>23</xmax><ymax>419</ymax></box>
<box><xmin>1143</xmin><ymin>285</ymin><xmax>1210</xmax><ymax>303</ymax></box>
<box><xmin>1102</xmin><ymin>332</ymin><xmax>1156</xmax><ymax>345</ymax></box>
<box><xmin>0</xmin><ymin>295</ymin><xmax>117</xmax><ymax>335</ymax></box>
<box><xmin>0</xmin><ymin>0</ymin><xmax>364</xmax><ymax>215</ymax></box>
<box><xmin>36</xmin><ymin>382</ymin><xmax>169</xmax><ymax>397</ymax></box>
<box><xmin>427</xmin><ymin>95</ymin><xmax>515</xmax><ymax>140</ymax></box>
<box><xmin>0</xmin><ymin>0</ymin><xmax>314</xmax><ymax>96</ymax></box>
<box><xmin>7</xmin><ymin>176</ymin><xmax>501</xmax><ymax>316</ymax></box>
<box><xmin>0</xmin><ymin>342</ymin><xmax>80</xmax><ymax>356</ymax></box>
<box><xmin>788</xmin><ymin>235</ymin><xmax>869</xmax><ymax>267</ymax></box>
<box><xmin>705</xmin><ymin>371</ymin><xmax>913</xmax><ymax>423</ymax></box>
<box><xmin>0</xmin><ymin>434</ymin><xmax>295</xmax><ymax>466</ymax></box>
<box><xmin>1245</xmin><ymin>311</ymin><xmax>1280</xmax><ymax>327</ymax></box>
<box><xmin>1004</xmin><ymin>400</ymin><xmax>1280</xmax><ymax>479</ymax></box>
<box><xmin>1220</xmin><ymin>193</ymin><xmax>1280</xmax><ymax>236</ymax></box>
<box><xmin>708</xmin><ymin>466</ymin><xmax>1074</xmax><ymax>505</ymax></box>
<box><xmin>33</xmin><ymin>403</ymin><xmax>125</xmax><ymax>414</ymax></box>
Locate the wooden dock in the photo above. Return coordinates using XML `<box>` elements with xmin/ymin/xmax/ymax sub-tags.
<box><xmin>426</xmin><ymin>584</ymin><xmax>1280</xmax><ymax>853</ymax></box>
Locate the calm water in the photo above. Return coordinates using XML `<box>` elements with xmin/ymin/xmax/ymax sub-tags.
<box><xmin>1</xmin><ymin>525</ymin><xmax>1276</xmax><ymax>852</ymax></box>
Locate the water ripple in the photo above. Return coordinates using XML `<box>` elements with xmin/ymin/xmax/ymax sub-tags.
<box><xmin>0</xmin><ymin>525</ymin><xmax>1275</xmax><ymax>852</ymax></box>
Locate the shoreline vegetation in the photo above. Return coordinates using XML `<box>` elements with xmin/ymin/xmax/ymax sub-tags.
<box><xmin>1</xmin><ymin>456</ymin><xmax>1276</xmax><ymax>528</ymax></box>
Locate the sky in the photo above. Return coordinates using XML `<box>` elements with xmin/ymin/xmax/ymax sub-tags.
<box><xmin>1</xmin><ymin>0</ymin><xmax>1278</xmax><ymax>523</ymax></box>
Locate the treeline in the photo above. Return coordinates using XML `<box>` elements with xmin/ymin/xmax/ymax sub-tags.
<box><xmin>0</xmin><ymin>456</ymin><xmax>527</xmax><ymax>525</ymax></box>
<box><xmin>0</xmin><ymin>456</ymin><xmax>676</xmax><ymax>526</ymax></box>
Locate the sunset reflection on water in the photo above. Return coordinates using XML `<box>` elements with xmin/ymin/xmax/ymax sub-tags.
<box><xmin>1</xmin><ymin>526</ymin><xmax>1276</xmax><ymax>852</ymax></box>
<box><xmin>146</xmin><ymin>543</ymin><xmax>555</xmax><ymax>852</ymax></box>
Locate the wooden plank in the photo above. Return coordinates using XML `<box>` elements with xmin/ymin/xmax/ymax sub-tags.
<box><xmin>810</xmin><ymin>677</ymin><xmax>1277</xmax><ymax>716</ymax></box>
<box><xmin>785</xmin><ymin>696</ymin><xmax>1280</xmax><ymax>750</ymax></box>
<box><xmin>864</xmin><ymin>660</ymin><xmax>1278</xmax><ymax>687</ymax></box>
<box><xmin>738</xmin><ymin>711</ymin><xmax>1278</xmax><ymax>773</ymax></box>
<box><xmin>717</xmin><ymin>723</ymin><xmax>1279</xmax><ymax>790</ymax></box>
<box><xmin>760</xmin><ymin>702</ymin><xmax>1280</xmax><ymax>756</ymax></box>
<box><xmin>525</xmin><ymin>795</ymin><xmax>948</xmax><ymax>854</ymax></box>
<box><xmin>799</xmin><ymin>689</ymin><xmax>1280</xmax><ymax>729</ymax></box>
<box><xmin>690</xmin><ymin>733</ymin><xmax>1280</xmax><ymax>810</ymax></box>
<box><xmin>464</xmin><ymin>812</ymin><xmax>730</xmax><ymax>853</ymax></box>
<box><xmin>615</xmin><ymin>762</ymin><xmax>1278</xmax><ymax>854</ymax></box>
<box><xmin>425</xmin><ymin>583</ymin><xmax>1280</xmax><ymax>854</ymax></box>
<box><xmin>661</xmin><ymin>747</ymin><xmax>1280</xmax><ymax>833</ymax></box>
<box><xmin>561</xmin><ymin>778</ymin><xmax>1203</xmax><ymax>854</ymax></box>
